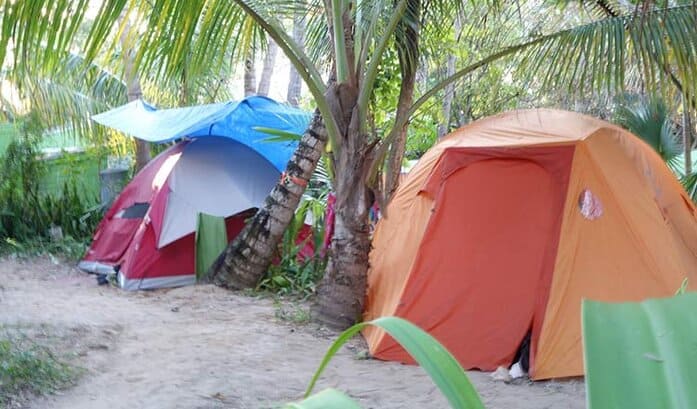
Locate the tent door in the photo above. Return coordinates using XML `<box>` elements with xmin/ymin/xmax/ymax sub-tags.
<box><xmin>398</xmin><ymin>158</ymin><xmax>562</xmax><ymax>370</ymax></box>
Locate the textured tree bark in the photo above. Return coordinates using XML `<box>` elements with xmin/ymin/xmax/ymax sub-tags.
<box><xmin>312</xmin><ymin>140</ymin><xmax>374</xmax><ymax>329</ymax></box>
<box><xmin>287</xmin><ymin>9</ymin><xmax>305</xmax><ymax>106</ymax></box>
<box><xmin>257</xmin><ymin>39</ymin><xmax>278</xmax><ymax>96</ymax></box>
<box><xmin>205</xmin><ymin>110</ymin><xmax>327</xmax><ymax>288</ymax></box>
<box><xmin>310</xmin><ymin>78</ymin><xmax>373</xmax><ymax>328</ymax></box>
<box><xmin>118</xmin><ymin>13</ymin><xmax>150</xmax><ymax>171</ymax></box>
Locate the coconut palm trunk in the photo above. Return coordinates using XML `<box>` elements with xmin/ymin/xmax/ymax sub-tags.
<box><xmin>287</xmin><ymin>8</ymin><xmax>305</xmax><ymax>106</ymax></box>
<box><xmin>257</xmin><ymin>39</ymin><xmax>277</xmax><ymax>96</ymax></box>
<box><xmin>118</xmin><ymin>13</ymin><xmax>150</xmax><ymax>171</ymax></box>
<box><xmin>313</xmin><ymin>131</ymin><xmax>374</xmax><ymax>328</ymax></box>
<box><xmin>244</xmin><ymin>54</ymin><xmax>257</xmax><ymax>97</ymax></box>
<box><xmin>207</xmin><ymin>110</ymin><xmax>327</xmax><ymax>288</ymax></box>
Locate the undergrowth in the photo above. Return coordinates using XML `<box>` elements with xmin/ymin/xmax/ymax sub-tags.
<box><xmin>258</xmin><ymin>174</ymin><xmax>330</xmax><ymax>300</ymax></box>
<box><xmin>0</xmin><ymin>236</ymin><xmax>90</xmax><ymax>261</ymax></box>
<box><xmin>0</xmin><ymin>329</ymin><xmax>78</xmax><ymax>407</ymax></box>
<box><xmin>0</xmin><ymin>135</ymin><xmax>102</xmax><ymax>261</ymax></box>
<box><xmin>274</xmin><ymin>300</ymin><xmax>312</xmax><ymax>325</ymax></box>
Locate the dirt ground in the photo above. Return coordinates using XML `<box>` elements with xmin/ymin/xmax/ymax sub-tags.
<box><xmin>0</xmin><ymin>257</ymin><xmax>586</xmax><ymax>409</ymax></box>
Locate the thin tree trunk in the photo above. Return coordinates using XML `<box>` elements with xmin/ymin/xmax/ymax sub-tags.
<box><xmin>684</xmin><ymin>93</ymin><xmax>692</xmax><ymax>175</ymax></box>
<box><xmin>180</xmin><ymin>67</ymin><xmax>189</xmax><ymax>106</ymax></box>
<box><xmin>257</xmin><ymin>39</ymin><xmax>277</xmax><ymax>96</ymax></box>
<box><xmin>438</xmin><ymin>15</ymin><xmax>460</xmax><ymax>139</ymax></box>
<box><xmin>244</xmin><ymin>54</ymin><xmax>256</xmax><ymax>97</ymax></box>
<box><xmin>206</xmin><ymin>110</ymin><xmax>327</xmax><ymax>288</ymax></box>
<box><xmin>384</xmin><ymin>0</ymin><xmax>421</xmax><ymax>201</ymax></box>
<box><xmin>437</xmin><ymin>53</ymin><xmax>456</xmax><ymax>138</ymax></box>
<box><xmin>383</xmin><ymin>73</ymin><xmax>416</xmax><ymax>200</ymax></box>
<box><xmin>118</xmin><ymin>13</ymin><xmax>150</xmax><ymax>171</ymax></box>
<box><xmin>438</xmin><ymin>15</ymin><xmax>462</xmax><ymax>139</ymax></box>
<box><xmin>287</xmin><ymin>9</ymin><xmax>305</xmax><ymax>106</ymax></box>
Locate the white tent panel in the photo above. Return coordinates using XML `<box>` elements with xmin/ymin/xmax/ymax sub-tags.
<box><xmin>157</xmin><ymin>137</ymin><xmax>280</xmax><ymax>248</ymax></box>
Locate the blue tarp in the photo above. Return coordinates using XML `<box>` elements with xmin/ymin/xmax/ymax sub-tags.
<box><xmin>92</xmin><ymin>96</ymin><xmax>311</xmax><ymax>171</ymax></box>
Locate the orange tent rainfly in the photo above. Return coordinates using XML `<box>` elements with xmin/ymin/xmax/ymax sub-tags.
<box><xmin>363</xmin><ymin>109</ymin><xmax>697</xmax><ymax>380</ymax></box>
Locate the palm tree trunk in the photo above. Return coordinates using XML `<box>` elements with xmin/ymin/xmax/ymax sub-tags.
<box><xmin>312</xmin><ymin>144</ymin><xmax>374</xmax><ymax>329</ymax></box>
<box><xmin>206</xmin><ymin>110</ymin><xmax>327</xmax><ymax>288</ymax></box>
<box><xmin>287</xmin><ymin>9</ymin><xmax>305</xmax><ymax>106</ymax></box>
<box><xmin>383</xmin><ymin>71</ymin><xmax>416</xmax><ymax>200</ymax></box>
<box><xmin>257</xmin><ymin>39</ymin><xmax>277</xmax><ymax>96</ymax></box>
<box><xmin>437</xmin><ymin>53</ymin><xmax>456</xmax><ymax>139</ymax></box>
<box><xmin>118</xmin><ymin>13</ymin><xmax>150</xmax><ymax>171</ymax></box>
<box><xmin>312</xmin><ymin>82</ymin><xmax>373</xmax><ymax>328</ymax></box>
<box><xmin>383</xmin><ymin>0</ymin><xmax>421</xmax><ymax>201</ymax></box>
<box><xmin>312</xmin><ymin>0</ymin><xmax>423</xmax><ymax>330</ymax></box>
<box><xmin>437</xmin><ymin>14</ymin><xmax>460</xmax><ymax>139</ymax></box>
<box><xmin>244</xmin><ymin>54</ymin><xmax>256</xmax><ymax>97</ymax></box>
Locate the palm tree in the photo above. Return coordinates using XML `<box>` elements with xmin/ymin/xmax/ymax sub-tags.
<box><xmin>613</xmin><ymin>95</ymin><xmax>681</xmax><ymax>163</ymax></box>
<box><xmin>257</xmin><ymin>39</ymin><xmax>278</xmax><ymax>96</ymax></box>
<box><xmin>118</xmin><ymin>11</ymin><xmax>150</xmax><ymax>171</ymax></box>
<box><xmin>210</xmin><ymin>0</ymin><xmax>697</xmax><ymax>329</ymax></box>
<box><xmin>0</xmin><ymin>0</ymin><xmax>258</xmax><ymax>159</ymax></box>
<box><xmin>287</xmin><ymin>7</ymin><xmax>306</xmax><ymax>107</ymax></box>
<box><xmin>5</xmin><ymin>0</ymin><xmax>697</xmax><ymax>330</ymax></box>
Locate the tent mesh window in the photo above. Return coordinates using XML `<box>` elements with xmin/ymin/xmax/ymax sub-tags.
<box><xmin>120</xmin><ymin>202</ymin><xmax>150</xmax><ymax>219</ymax></box>
<box><xmin>578</xmin><ymin>189</ymin><xmax>603</xmax><ymax>220</ymax></box>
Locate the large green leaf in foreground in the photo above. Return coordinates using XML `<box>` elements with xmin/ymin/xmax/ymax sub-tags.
<box><xmin>583</xmin><ymin>292</ymin><xmax>697</xmax><ymax>409</ymax></box>
<box><xmin>284</xmin><ymin>388</ymin><xmax>362</xmax><ymax>409</ymax></box>
<box><xmin>291</xmin><ymin>316</ymin><xmax>484</xmax><ymax>409</ymax></box>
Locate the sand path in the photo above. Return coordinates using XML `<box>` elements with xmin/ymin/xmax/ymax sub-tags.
<box><xmin>0</xmin><ymin>257</ymin><xmax>585</xmax><ymax>408</ymax></box>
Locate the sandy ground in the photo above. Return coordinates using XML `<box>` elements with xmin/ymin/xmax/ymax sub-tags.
<box><xmin>0</xmin><ymin>257</ymin><xmax>586</xmax><ymax>409</ymax></box>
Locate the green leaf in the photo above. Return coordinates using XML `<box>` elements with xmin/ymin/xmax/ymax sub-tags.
<box><xmin>305</xmin><ymin>316</ymin><xmax>485</xmax><ymax>409</ymax></box>
<box><xmin>272</xmin><ymin>275</ymin><xmax>291</xmax><ymax>287</ymax></box>
<box><xmin>582</xmin><ymin>293</ymin><xmax>697</xmax><ymax>409</ymax></box>
<box><xmin>285</xmin><ymin>388</ymin><xmax>362</xmax><ymax>409</ymax></box>
<box><xmin>254</xmin><ymin>126</ymin><xmax>303</xmax><ymax>142</ymax></box>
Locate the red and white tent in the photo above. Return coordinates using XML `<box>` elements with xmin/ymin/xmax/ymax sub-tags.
<box><xmin>79</xmin><ymin>97</ymin><xmax>310</xmax><ymax>290</ymax></box>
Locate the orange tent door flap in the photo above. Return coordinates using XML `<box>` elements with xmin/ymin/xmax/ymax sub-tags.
<box><xmin>371</xmin><ymin>147</ymin><xmax>574</xmax><ymax>374</ymax></box>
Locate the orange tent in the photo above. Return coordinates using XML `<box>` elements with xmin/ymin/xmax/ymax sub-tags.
<box><xmin>363</xmin><ymin>109</ymin><xmax>697</xmax><ymax>380</ymax></box>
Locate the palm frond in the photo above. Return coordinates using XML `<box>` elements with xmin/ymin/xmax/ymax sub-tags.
<box><xmin>0</xmin><ymin>0</ymin><xmax>92</xmax><ymax>73</ymax></box>
<box><xmin>515</xmin><ymin>4</ymin><xmax>697</xmax><ymax>103</ymax></box>
<box><xmin>3</xmin><ymin>53</ymin><xmax>127</xmax><ymax>144</ymax></box>
<box><xmin>613</xmin><ymin>95</ymin><xmax>681</xmax><ymax>161</ymax></box>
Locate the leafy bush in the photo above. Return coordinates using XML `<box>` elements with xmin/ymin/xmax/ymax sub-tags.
<box><xmin>259</xmin><ymin>162</ymin><xmax>331</xmax><ymax>298</ymax></box>
<box><xmin>0</xmin><ymin>137</ymin><xmax>102</xmax><ymax>257</ymax></box>
<box><xmin>259</xmin><ymin>194</ymin><xmax>329</xmax><ymax>298</ymax></box>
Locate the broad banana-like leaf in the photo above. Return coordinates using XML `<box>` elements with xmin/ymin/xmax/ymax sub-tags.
<box><xmin>582</xmin><ymin>292</ymin><xmax>697</xmax><ymax>409</ymax></box>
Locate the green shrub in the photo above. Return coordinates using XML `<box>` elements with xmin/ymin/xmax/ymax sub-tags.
<box><xmin>0</xmin><ymin>137</ymin><xmax>102</xmax><ymax>256</ymax></box>
<box><xmin>0</xmin><ymin>335</ymin><xmax>76</xmax><ymax>406</ymax></box>
<box><xmin>259</xmin><ymin>163</ymin><xmax>331</xmax><ymax>299</ymax></box>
